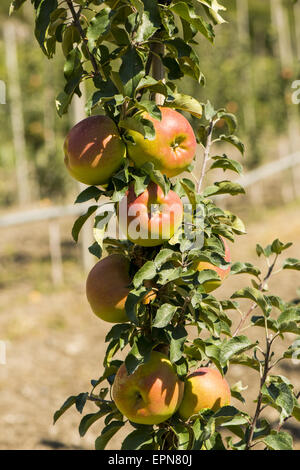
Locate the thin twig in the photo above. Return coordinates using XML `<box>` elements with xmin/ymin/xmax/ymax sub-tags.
<box><xmin>65</xmin><ymin>0</ymin><xmax>100</xmax><ymax>76</ymax></box>
<box><xmin>232</xmin><ymin>255</ymin><xmax>279</xmax><ymax>337</ymax></box>
<box><xmin>197</xmin><ymin>121</ymin><xmax>214</xmax><ymax>193</ymax></box>
<box><xmin>87</xmin><ymin>395</ymin><xmax>112</xmax><ymax>405</ymax></box>
<box><xmin>245</xmin><ymin>337</ymin><xmax>272</xmax><ymax>450</ymax></box>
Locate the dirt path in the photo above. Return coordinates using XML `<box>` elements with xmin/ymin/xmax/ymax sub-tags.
<box><xmin>0</xmin><ymin>203</ymin><xmax>299</xmax><ymax>450</ymax></box>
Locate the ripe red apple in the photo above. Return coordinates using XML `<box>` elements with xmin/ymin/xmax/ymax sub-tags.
<box><xmin>86</xmin><ymin>255</ymin><xmax>157</xmax><ymax>323</ymax></box>
<box><xmin>126</xmin><ymin>107</ymin><xmax>197</xmax><ymax>177</ymax></box>
<box><xmin>195</xmin><ymin>237</ymin><xmax>231</xmax><ymax>293</ymax></box>
<box><xmin>64</xmin><ymin>115</ymin><xmax>126</xmax><ymax>185</ymax></box>
<box><xmin>118</xmin><ymin>182</ymin><xmax>183</xmax><ymax>247</ymax></box>
<box><xmin>112</xmin><ymin>351</ymin><xmax>184</xmax><ymax>425</ymax></box>
<box><xmin>86</xmin><ymin>254</ymin><xmax>130</xmax><ymax>323</ymax></box>
<box><xmin>179</xmin><ymin>367</ymin><xmax>231</xmax><ymax>420</ymax></box>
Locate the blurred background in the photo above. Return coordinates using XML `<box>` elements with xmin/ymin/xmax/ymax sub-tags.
<box><xmin>0</xmin><ymin>0</ymin><xmax>300</xmax><ymax>450</ymax></box>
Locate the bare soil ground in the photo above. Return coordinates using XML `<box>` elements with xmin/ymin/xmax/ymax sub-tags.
<box><xmin>0</xmin><ymin>201</ymin><xmax>299</xmax><ymax>450</ymax></box>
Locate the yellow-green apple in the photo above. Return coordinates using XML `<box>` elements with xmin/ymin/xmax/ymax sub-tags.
<box><xmin>126</xmin><ymin>107</ymin><xmax>197</xmax><ymax>177</ymax></box>
<box><xmin>112</xmin><ymin>351</ymin><xmax>184</xmax><ymax>425</ymax></box>
<box><xmin>179</xmin><ymin>367</ymin><xmax>231</xmax><ymax>420</ymax></box>
<box><xmin>64</xmin><ymin>115</ymin><xmax>126</xmax><ymax>185</ymax></box>
<box><xmin>195</xmin><ymin>237</ymin><xmax>231</xmax><ymax>293</ymax></box>
<box><xmin>118</xmin><ymin>182</ymin><xmax>183</xmax><ymax>247</ymax></box>
<box><xmin>86</xmin><ymin>254</ymin><xmax>130</xmax><ymax>323</ymax></box>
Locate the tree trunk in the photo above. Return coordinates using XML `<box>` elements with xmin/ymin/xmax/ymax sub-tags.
<box><xmin>3</xmin><ymin>22</ymin><xmax>30</xmax><ymax>206</ymax></box>
<box><xmin>236</xmin><ymin>0</ymin><xmax>256</xmax><ymax>132</ymax></box>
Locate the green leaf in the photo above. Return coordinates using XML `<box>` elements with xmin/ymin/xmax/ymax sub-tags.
<box><xmin>180</xmin><ymin>178</ymin><xmax>197</xmax><ymax>206</ymax></box>
<box><xmin>79</xmin><ymin>409</ymin><xmax>108</xmax><ymax>437</ymax></box>
<box><xmin>121</xmin><ymin>429</ymin><xmax>153</xmax><ymax>450</ymax></box>
<box><xmin>106</xmin><ymin>324</ymin><xmax>131</xmax><ymax>343</ymax></box>
<box><xmin>75</xmin><ymin>392</ymin><xmax>89</xmax><ymax>413</ymax></box>
<box><xmin>284</xmin><ymin>340</ymin><xmax>300</xmax><ymax>361</ymax></box>
<box><xmin>251</xmin><ymin>316</ymin><xmax>279</xmax><ymax>333</ymax></box>
<box><xmin>170</xmin><ymin>2</ymin><xmax>214</xmax><ymax>42</ymax></box>
<box><xmin>88</xmin><ymin>241</ymin><xmax>102</xmax><ymax>259</ymax></box>
<box><xmin>87</xmin><ymin>8</ymin><xmax>111</xmax><ymax>50</ymax></box>
<box><xmin>263</xmin><ymin>431</ymin><xmax>293</xmax><ymax>450</ymax></box>
<box><xmin>136</xmin><ymin>100</ymin><xmax>162</xmax><ymax>120</ymax></box>
<box><xmin>140</xmin><ymin>162</ymin><xmax>169</xmax><ymax>194</ymax></box>
<box><xmin>204</xmin><ymin>101</ymin><xmax>216</xmax><ymax>121</ymax></box>
<box><xmin>164</xmin><ymin>38</ymin><xmax>202</xmax><ymax>83</ymax></box>
<box><xmin>214</xmin><ymin>406</ymin><xmax>249</xmax><ymax>427</ymax></box>
<box><xmin>75</xmin><ymin>186</ymin><xmax>103</xmax><ymax>204</ymax></box>
<box><xmin>135</xmin><ymin>77</ymin><xmax>171</xmax><ymax>98</ymax></box>
<box><xmin>120</xmin><ymin>46</ymin><xmax>144</xmax><ymax>97</ymax></box>
<box><xmin>161</xmin><ymin>9</ymin><xmax>178</xmax><ymax>37</ymax></box>
<box><xmin>157</xmin><ymin>265</ymin><xmax>183</xmax><ymax>285</ymax></box>
<box><xmin>230</xmin><ymin>353</ymin><xmax>260</xmax><ymax>371</ymax></box>
<box><xmin>130</xmin><ymin>0</ymin><xmax>144</xmax><ymax>15</ymax></box>
<box><xmin>154</xmin><ymin>248</ymin><xmax>180</xmax><ymax>269</ymax></box>
<box><xmin>125</xmin><ymin>287</ymin><xmax>148</xmax><ymax>324</ymax></box>
<box><xmin>62</xmin><ymin>25</ymin><xmax>81</xmax><ymax>57</ymax></box>
<box><xmin>125</xmin><ymin>337</ymin><xmax>154</xmax><ymax>374</ymax></box>
<box><xmin>216</xmin><ymin>112</ymin><xmax>237</xmax><ymax>133</ymax></box>
<box><xmin>167</xmin><ymin>93</ymin><xmax>203</xmax><ymax>118</ymax></box>
<box><xmin>276</xmin><ymin>308</ymin><xmax>300</xmax><ymax>334</ymax></box>
<box><xmin>262</xmin><ymin>379</ymin><xmax>294</xmax><ymax>423</ymax></box>
<box><xmin>135</xmin><ymin>0</ymin><xmax>160</xmax><ymax>42</ymax></box>
<box><xmin>120</xmin><ymin>116</ymin><xmax>156</xmax><ymax>141</ymax></box>
<box><xmin>153</xmin><ymin>304</ymin><xmax>178</xmax><ymax>328</ymax></box>
<box><xmin>196</xmin><ymin>0</ymin><xmax>227</xmax><ymax>25</ymax></box>
<box><xmin>203</xmin><ymin>181</ymin><xmax>245</xmax><ymax>197</ymax></box>
<box><xmin>95</xmin><ymin>421</ymin><xmax>125</xmax><ymax>450</ymax></box>
<box><xmin>252</xmin><ymin>419</ymin><xmax>271</xmax><ymax>441</ymax></box>
<box><xmin>133</xmin><ymin>261</ymin><xmax>157</xmax><ymax>288</ymax></box>
<box><xmin>56</xmin><ymin>91</ymin><xmax>72</xmax><ymax>117</ymax></box>
<box><xmin>271</xmin><ymin>239</ymin><xmax>293</xmax><ymax>255</ymax></box>
<box><xmin>9</xmin><ymin>0</ymin><xmax>27</xmax><ymax>15</ymax></box>
<box><xmin>168</xmin><ymin>325</ymin><xmax>188</xmax><ymax>363</ymax></box>
<box><xmin>292</xmin><ymin>400</ymin><xmax>300</xmax><ymax>422</ymax></box>
<box><xmin>171</xmin><ymin>424</ymin><xmax>191</xmax><ymax>450</ymax></box>
<box><xmin>93</xmin><ymin>209</ymin><xmax>114</xmax><ymax>252</ymax></box>
<box><xmin>210</xmin><ymin>155</ymin><xmax>243</xmax><ymax>174</ymax></box>
<box><xmin>64</xmin><ymin>47</ymin><xmax>82</xmax><ymax>80</ymax></box>
<box><xmin>256</xmin><ymin>243</ymin><xmax>264</xmax><ymax>257</ymax></box>
<box><xmin>71</xmin><ymin>205</ymin><xmax>98</xmax><ymax>242</ymax></box>
<box><xmin>35</xmin><ymin>0</ymin><xmax>58</xmax><ymax>55</ymax></box>
<box><xmin>197</xmin><ymin>269</ymin><xmax>221</xmax><ymax>285</ymax></box>
<box><xmin>53</xmin><ymin>395</ymin><xmax>77</xmax><ymax>424</ymax></box>
<box><xmin>230</xmin><ymin>381</ymin><xmax>247</xmax><ymax>404</ymax></box>
<box><xmin>220</xmin><ymin>336</ymin><xmax>254</xmax><ymax>366</ymax></box>
<box><xmin>283</xmin><ymin>258</ymin><xmax>300</xmax><ymax>270</ymax></box>
<box><xmin>86</xmin><ymin>79</ymin><xmax>119</xmax><ymax>114</ymax></box>
<box><xmin>218</xmin><ymin>135</ymin><xmax>245</xmax><ymax>155</ymax></box>
<box><xmin>231</xmin><ymin>287</ymin><xmax>272</xmax><ymax>316</ymax></box>
<box><xmin>230</xmin><ymin>262</ymin><xmax>261</xmax><ymax>278</ymax></box>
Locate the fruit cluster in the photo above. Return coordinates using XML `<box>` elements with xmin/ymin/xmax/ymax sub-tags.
<box><xmin>64</xmin><ymin>107</ymin><xmax>232</xmax><ymax>426</ymax></box>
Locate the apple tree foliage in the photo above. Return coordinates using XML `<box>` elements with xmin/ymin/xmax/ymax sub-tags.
<box><xmin>10</xmin><ymin>0</ymin><xmax>300</xmax><ymax>450</ymax></box>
